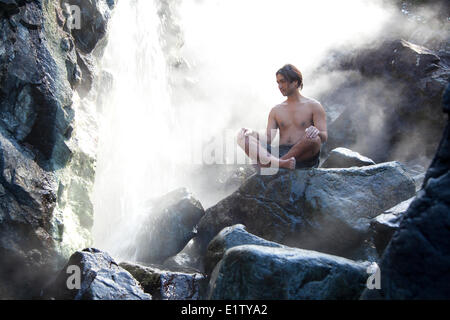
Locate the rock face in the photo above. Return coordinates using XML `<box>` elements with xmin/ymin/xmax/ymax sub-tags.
<box><xmin>208</xmin><ymin>245</ymin><xmax>369</xmax><ymax>300</ymax></box>
<box><xmin>369</xmin><ymin>197</ymin><xmax>415</xmax><ymax>256</ymax></box>
<box><xmin>321</xmin><ymin>147</ymin><xmax>376</xmax><ymax>168</ymax></box>
<box><xmin>134</xmin><ymin>188</ymin><xmax>205</xmax><ymax>264</ymax></box>
<box><xmin>194</xmin><ymin>162</ymin><xmax>415</xmax><ymax>266</ymax></box>
<box><xmin>362</xmin><ymin>83</ymin><xmax>450</xmax><ymax>299</ymax></box>
<box><xmin>44</xmin><ymin>248</ymin><xmax>151</xmax><ymax>300</ymax></box>
<box><xmin>205</xmin><ymin>224</ymin><xmax>286</xmax><ymax>275</ymax></box>
<box><xmin>0</xmin><ymin>0</ymin><xmax>115</xmax><ymax>298</ymax></box>
<box><xmin>120</xmin><ymin>262</ymin><xmax>206</xmax><ymax>300</ymax></box>
<box><xmin>318</xmin><ymin>39</ymin><xmax>449</xmax><ymax>164</ymax></box>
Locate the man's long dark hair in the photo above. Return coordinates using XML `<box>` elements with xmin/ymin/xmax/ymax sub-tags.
<box><xmin>276</xmin><ymin>64</ymin><xmax>303</xmax><ymax>90</ymax></box>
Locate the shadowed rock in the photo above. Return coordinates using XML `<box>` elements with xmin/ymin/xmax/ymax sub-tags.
<box><xmin>205</xmin><ymin>224</ymin><xmax>285</xmax><ymax>275</ymax></box>
<box><xmin>208</xmin><ymin>245</ymin><xmax>370</xmax><ymax>300</ymax></box>
<box><xmin>369</xmin><ymin>197</ymin><xmax>415</xmax><ymax>256</ymax></box>
<box><xmin>167</xmin><ymin>162</ymin><xmax>415</xmax><ymax>272</ymax></box>
<box><xmin>134</xmin><ymin>188</ymin><xmax>205</xmax><ymax>264</ymax></box>
<box><xmin>361</xmin><ymin>82</ymin><xmax>450</xmax><ymax>300</ymax></box>
<box><xmin>319</xmin><ymin>39</ymin><xmax>449</xmax><ymax>163</ymax></box>
<box><xmin>120</xmin><ymin>261</ymin><xmax>206</xmax><ymax>300</ymax></box>
<box><xmin>44</xmin><ymin>248</ymin><xmax>151</xmax><ymax>300</ymax></box>
<box><xmin>321</xmin><ymin>147</ymin><xmax>376</xmax><ymax>168</ymax></box>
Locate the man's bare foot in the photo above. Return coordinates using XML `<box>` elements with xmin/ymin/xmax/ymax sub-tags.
<box><xmin>279</xmin><ymin>157</ymin><xmax>296</xmax><ymax>170</ymax></box>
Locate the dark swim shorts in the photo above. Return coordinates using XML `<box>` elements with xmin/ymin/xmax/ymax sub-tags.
<box><xmin>266</xmin><ymin>144</ymin><xmax>320</xmax><ymax>169</ymax></box>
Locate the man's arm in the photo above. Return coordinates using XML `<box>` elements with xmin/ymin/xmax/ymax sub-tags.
<box><xmin>265</xmin><ymin>107</ymin><xmax>278</xmax><ymax>144</ymax></box>
<box><xmin>306</xmin><ymin>102</ymin><xmax>327</xmax><ymax>143</ymax></box>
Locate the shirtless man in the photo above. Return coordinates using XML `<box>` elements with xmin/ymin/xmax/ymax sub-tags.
<box><xmin>237</xmin><ymin>64</ymin><xmax>327</xmax><ymax>170</ymax></box>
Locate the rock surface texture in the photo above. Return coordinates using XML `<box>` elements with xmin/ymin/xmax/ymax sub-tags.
<box><xmin>208</xmin><ymin>245</ymin><xmax>369</xmax><ymax>300</ymax></box>
<box><xmin>134</xmin><ymin>188</ymin><xmax>205</xmax><ymax>264</ymax></box>
<box><xmin>361</xmin><ymin>82</ymin><xmax>450</xmax><ymax>299</ymax></box>
<box><xmin>318</xmin><ymin>39</ymin><xmax>449</xmax><ymax>164</ymax></box>
<box><xmin>120</xmin><ymin>261</ymin><xmax>206</xmax><ymax>300</ymax></box>
<box><xmin>169</xmin><ymin>162</ymin><xmax>415</xmax><ymax>272</ymax></box>
<box><xmin>44</xmin><ymin>248</ymin><xmax>151</xmax><ymax>300</ymax></box>
<box><xmin>0</xmin><ymin>0</ymin><xmax>115</xmax><ymax>298</ymax></box>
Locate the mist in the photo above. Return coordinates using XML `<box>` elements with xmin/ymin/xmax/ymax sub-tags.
<box><xmin>91</xmin><ymin>0</ymin><xmax>447</xmax><ymax>261</ymax></box>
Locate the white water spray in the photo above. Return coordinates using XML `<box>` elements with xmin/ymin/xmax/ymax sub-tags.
<box><xmin>92</xmin><ymin>0</ymin><xmax>396</xmax><ymax>261</ymax></box>
<box><xmin>92</xmin><ymin>0</ymin><xmax>183</xmax><ymax>259</ymax></box>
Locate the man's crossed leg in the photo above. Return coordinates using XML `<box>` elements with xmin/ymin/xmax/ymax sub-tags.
<box><xmin>236</xmin><ymin>128</ymin><xmax>321</xmax><ymax>170</ymax></box>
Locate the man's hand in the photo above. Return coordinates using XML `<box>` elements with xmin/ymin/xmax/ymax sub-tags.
<box><xmin>305</xmin><ymin>126</ymin><xmax>320</xmax><ymax>139</ymax></box>
<box><xmin>241</xmin><ymin>128</ymin><xmax>258</xmax><ymax>139</ymax></box>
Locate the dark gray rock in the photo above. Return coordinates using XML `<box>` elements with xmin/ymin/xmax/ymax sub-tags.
<box><xmin>163</xmin><ymin>237</ymin><xmax>205</xmax><ymax>273</ymax></box>
<box><xmin>0</xmin><ymin>0</ymin><xmax>114</xmax><ymax>299</ymax></box>
<box><xmin>0</xmin><ymin>127</ymin><xmax>60</xmax><ymax>299</ymax></box>
<box><xmin>208</xmin><ymin>245</ymin><xmax>370</xmax><ymax>300</ymax></box>
<box><xmin>369</xmin><ymin>197</ymin><xmax>415</xmax><ymax>256</ymax></box>
<box><xmin>120</xmin><ymin>261</ymin><xmax>206</xmax><ymax>300</ymax></box>
<box><xmin>134</xmin><ymin>188</ymin><xmax>205</xmax><ymax>264</ymax></box>
<box><xmin>321</xmin><ymin>147</ymin><xmax>376</xmax><ymax>168</ymax></box>
<box><xmin>61</xmin><ymin>0</ymin><xmax>115</xmax><ymax>54</ymax></box>
<box><xmin>318</xmin><ymin>39</ymin><xmax>449</xmax><ymax>163</ymax></box>
<box><xmin>0</xmin><ymin>0</ymin><xmax>19</xmax><ymax>15</ymax></box>
<box><xmin>44</xmin><ymin>248</ymin><xmax>151</xmax><ymax>300</ymax></box>
<box><xmin>195</xmin><ymin>162</ymin><xmax>415</xmax><ymax>265</ymax></box>
<box><xmin>361</xmin><ymin>82</ymin><xmax>450</xmax><ymax>300</ymax></box>
<box><xmin>205</xmin><ymin>224</ymin><xmax>285</xmax><ymax>275</ymax></box>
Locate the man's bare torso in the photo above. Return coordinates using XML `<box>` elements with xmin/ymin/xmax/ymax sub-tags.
<box><xmin>273</xmin><ymin>97</ymin><xmax>318</xmax><ymax>145</ymax></box>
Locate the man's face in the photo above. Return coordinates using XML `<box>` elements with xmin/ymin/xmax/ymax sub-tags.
<box><xmin>276</xmin><ymin>74</ymin><xmax>297</xmax><ymax>96</ymax></box>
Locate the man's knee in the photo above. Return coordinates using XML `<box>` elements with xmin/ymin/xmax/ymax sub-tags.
<box><xmin>236</xmin><ymin>129</ymin><xmax>246</xmax><ymax>147</ymax></box>
<box><xmin>306</xmin><ymin>136</ymin><xmax>321</xmax><ymax>154</ymax></box>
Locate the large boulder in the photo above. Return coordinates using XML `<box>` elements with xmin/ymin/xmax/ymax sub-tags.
<box><xmin>162</xmin><ymin>237</ymin><xmax>206</xmax><ymax>273</ymax></box>
<box><xmin>0</xmin><ymin>128</ymin><xmax>60</xmax><ymax>299</ymax></box>
<box><xmin>0</xmin><ymin>0</ymin><xmax>114</xmax><ymax>298</ymax></box>
<box><xmin>318</xmin><ymin>39</ymin><xmax>449</xmax><ymax>163</ymax></box>
<box><xmin>120</xmin><ymin>262</ymin><xmax>206</xmax><ymax>300</ymax></box>
<box><xmin>134</xmin><ymin>188</ymin><xmax>205</xmax><ymax>264</ymax></box>
<box><xmin>43</xmin><ymin>248</ymin><xmax>151</xmax><ymax>300</ymax></box>
<box><xmin>369</xmin><ymin>197</ymin><xmax>415</xmax><ymax>256</ymax></box>
<box><xmin>361</xmin><ymin>82</ymin><xmax>450</xmax><ymax>299</ymax></box>
<box><xmin>321</xmin><ymin>147</ymin><xmax>376</xmax><ymax>168</ymax></box>
<box><xmin>195</xmin><ymin>162</ymin><xmax>415</xmax><ymax>265</ymax></box>
<box><xmin>205</xmin><ymin>224</ymin><xmax>285</xmax><ymax>275</ymax></box>
<box><xmin>208</xmin><ymin>245</ymin><xmax>370</xmax><ymax>300</ymax></box>
<box><xmin>61</xmin><ymin>0</ymin><xmax>115</xmax><ymax>54</ymax></box>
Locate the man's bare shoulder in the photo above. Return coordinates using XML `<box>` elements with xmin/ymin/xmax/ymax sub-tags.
<box><xmin>303</xmin><ymin>97</ymin><xmax>325</xmax><ymax>111</ymax></box>
<box><xmin>270</xmin><ymin>104</ymin><xmax>284</xmax><ymax>114</ymax></box>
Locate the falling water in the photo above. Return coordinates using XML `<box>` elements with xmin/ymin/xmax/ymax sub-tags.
<box><xmin>92</xmin><ymin>0</ymin><xmax>182</xmax><ymax>259</ymax></box>
<box><xmin>92</xmin><ymin>0</ymin><xmax>395</xmax><ymax>261</ymax></box>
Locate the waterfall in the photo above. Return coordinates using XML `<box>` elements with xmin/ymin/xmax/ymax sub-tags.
<box><xmin>92</xmin><ymin>0</ymin><xmax>181</xmax><ymax>259</ymax></box>
<box><xmin>92</xmin><ymin>0</ymin><xmax>394</xmax><ymax>261</ymax></box>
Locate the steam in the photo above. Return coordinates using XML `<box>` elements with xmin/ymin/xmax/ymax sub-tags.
<box><xmin>92</xmin><ymin>0</ymin><xmax>447</xmax><ymax>260</ymax></box>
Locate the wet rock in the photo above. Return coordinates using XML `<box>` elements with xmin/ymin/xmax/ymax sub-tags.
<box><xmin>205</xmin><ymin>224</ymin><xmax>285</xmax><ymax>275</ymax></box>
<box><xmin>361</xmin><ymin>82</ymin><xmax>450</xmax><ymax>300</ymax></box>
<box><xmin>208</xmin><ymin>245</ymin><xmax>369</xmax><ymax>300</ymax></box>
<box><xmin>44</xmin><ymin>248</ymin><xmax>151</xmax><ymax>300</ymax></box>
<box><xmin>369</xmin><ymin>197</ymin><xmax>415</xmax><ymax>256</ymax></box>
<box><xmin>120</xmin><ymin>261</ymin><xmax>206</xmax><ymax>300</ymax></box>
<box><xmin>0</xmin><ymin>127</ymin><xmax>60</xmax><ymax>299</ymax></box>
<box><xmin>321</xmin><ymin>147</ymin><xmax>376</xmax><ymax>168</ymax></box>
<box><xmin>319</xmin><ymin>39</ymin><xmax>449</xmax><ymax>163</ymax></box>
<box><xmin>163</xmin><ymin>237</ymin><xmax>205</xmax><ymax>273</ymax></box>
<box><xmin>135</xmin><ymin>188</ymin><xmax>205</xmax><ymax>264</ymax></box>
<box><xmin>195</xmin><ymin>162</ymin><xmax>415</xmax><ymax>263</ymax></box>
<box><xmin>62</xmin><ymin>0</ymin><xmax>115</xmax><ymax>54</ymax></box>
<box><xmin>0</xmin><ymin>0</ymin><xmax>114</xmax><ymax>299</ymax></box>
